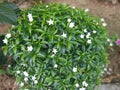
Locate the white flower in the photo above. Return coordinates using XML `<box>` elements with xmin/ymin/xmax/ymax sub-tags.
<box><xmin>51</xmin><ymin>54</ymin><xmax>55</xmax><ymax>58</ymax></box>
<box><xmin>104</xmin><ymin>68</ymin><xmax>107</xmax><ymax>71</ymax></box>
<box><xmin>47</xmin><ymin>19</ymin><xmax>54</xmax><ymax>25</ymax></box>
<box><xmin>107</xmin><ymin>39</ymin><xmax>110</xmax><ymax>42</ymax></box>
<box><xmin>52</xmin><ymin>48</ymin><xmax>57</xmax><ymax>54</ymax></box>
<box><xmin>102</xmin><ymin>22</ymin><xmax>107</xmax><ymax>27</ymax></box>
<box><xmin>84</xmin><ymin>29</ymin><xmax>87</xmax><ymax>33</ymax></box>
<box><xmin>80</xmin><ymin>34</ymin><xmax>84</xmax><ymax>38</ymax></box>
<box><xmin>27</xmin><ymin>46</ymin><xmax>33</xmax><ymax>52</ymax></box>
<box><xmin>101</xmin><ymin>18</ymin><xmax>105</xmax><ymax>22</ymax></box>
<box><xmin>17</xmin><ymin>71</ymin><xmax>20</xmax><ymax>74</ymax></box>
<box><xmin>27</xmin><ymin>13</ymin><xmax>33</xmax><ymax>22</ymax></box>
<box><xmin>86</xmin><ymin>33</ymin><xmax>91</xmax><ymax>38</ymax></box>
<box><xmin>3</xmin><ymin>38</ymin><xmax>8</xmax><ymax>44</ymax></box>
<box><xmin>85</xmin><ymin>8</ymin><xmax>89</xmax><ymax>12</ymax></box>
<box><xmin>82</xmin><ymin>81</ymin><xmax>88</xmax><ymax>87</ymax></box>
<box><xmin>87</xmin><ymin>39</ymin><xmax>91</xmax><ymax>44</ymax></box>
<box><xmin>102</xmin><ymin>71</ymin><xmax>104</xmax><ymax>74</ymax></box>
<box><xmin>32</xmin><ymin>76</ymin><xmax>36</xmax><ymax>80</ymax></box>
<box><xmin>86</xmin><ymin>35</ymin><xmax>90</xmax><ymax>38</ymax></box>
<box><xmin>73</xmin><ymin>67</ymin><xmax>77</xmax><ymax>72</ymax></box>
<box><xmin>75</xmin><ymin>83</ymin><xmax>79</xmax><ymax>88</ymax></box>
<box><xmin>87</xmin><ymin>32</ymin><xmax>91</xmax><ymax>36</ymax></box>
<box><xmin>72</xmin><ymin>6</ymin><xmax>75</xmax><ymax>9</ymax></box>
<box><xmin>69</xmin><ymin>22</ymin><xmax>75</xmax><ymax>28</ymax></box>
<box><xmin>23</xmin><ymin>71</ymin><xmax>28</xmax><ymax>77</ymax></box>
<box><xmin>46</xmin><ymin>5</ymin><xmax>48</xmax><ymax>8</ymax></box>
<box><xmin>61</xmin><ymin>32</ymin><xmax>67</xmax><ymax>38</ymax></box>
<box><xmin>54</xmin><ymin>64</ymin><xmax>58</xmax><ymax>68</ymax></box>
<box><xmin>67</xmin><ymin>18</ymin><xmax>71</xmax><ymax>22</ymax></box>
<box><xmin>34</xmin><ymin>80</ymin><xmax>38</xmax><ymax>84</ymax></box>
<box><xmin>20</xmin><ymin>82</ymin><xmax>24</xmax><ymax>87</ymax></box>
<box><xmin>93</xmin><ymin>30</ymin><xmax>96</xmax><ymax>34</ymax></box>
<box><xmin>96</xmin><ymin>22</ymin><xmax>99</xmax><ymax>25</ymax></box>
<box><xmin>24</xmin><ymin>77</ymin><xmax>28</xmax><ymax>82</ymax></box>
<box><xmin>110</xmin><ymin>43</ymin><xmax>113</xmax><ymax>46</ymax></box>
<box><xmin>29</xmin><ymin>18</ymin><xmax>33</xmax><ymax>22</ymax></box>
<box><xmin>27</xmin><ymin>13</ymin><xmax>32</xmax><ymax>18</ymax></box>
<box><xmin>8</xmin><ymin>65</ymin><xmax>11</xmax><ymax>68</ymax></box>
<box><xmin>79</xmin><ymin>87</ymin><xmax>86</xmax><ymax>90</ymax></box>
<box><xmin>6</xmin><ymin>33</ymin><xmax>11</xmax><ymax>38</ymax></box>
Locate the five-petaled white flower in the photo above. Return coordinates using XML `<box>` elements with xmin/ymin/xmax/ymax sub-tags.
<box><xmin>73</xmin><ymin>67</ymin><xmax>77</xmax><ymax>72</ymax></box>
<box><xmin>87</xmin><ymin>39</ymin><xmax>91</xmax><ymax>44</ymax></box>
<box><xmin>52</xmin><ymin>48</ymin><xmax>57</xmax><ymax>54</ymax></box>
<box><xmin>86</xmin><ymin>35</ymin><xmax>90</xmax><ymax>38</ymax></box>
<box><xmin>24</xmin><ymin>77</ymin><xmax>28</xmax><ymax>82</ymax></box>
<box><xmin>67</xmin><ymin>18</ymin><xmax>71</xmax><ymax>22</ymax></box>
<box><xmin>79</xmin><ymin>87</ymin><xmax>86</xmax><ymax>90</ymax></box>
<box><xmin>27</xmin><ymin>13</ymin><xmax>33</xmax><ymax>22</ymax></box>
<box><xmin>61</xmin><ymin>32</ymin><xmax>67</xmax><ymax>38</ymax></box>
<box><xmin>104</xmin><ymin>68</ymin><xmax>107</xmax><ymax>71</ymax></box>
<box><xmin>46</xmin><ymin>5</ymin><xmax>48</xmax><ymax>8</ymax></box>
<box><xmin>107</xmin><ymin>39</ymin><xmax>110</xmax><ymax>42</ymax></box>
<box><xmin>34</xmin><ymin>80</ymin><xmax>38</xmax><ymax>84</ymax></box>
<box><xmin>84</xmin><ymin>29</ymin><xmax>87</xmax><ymax>33</ymax></box>
<box><xmin>6</xmin><ymin>33</ymin><xmax>11</xmax><ymax>38</ymax></box>
<box><xmin>23</xmin><ymin>71</ymin><xmax>28</xmax><ymax>77</ymax></box>
<box><xmin>80</xmin><ymin>34</ymin><xmax>84</xmax><ymax>38</ymax></box>
<box><xmin>32</xmin><ymin>76</ymin><xmax>36</xmax><ymax>80</ymax></box>
<box><xmin>17</xmin><ymin>71</ymin><xmax>20</xmax><ymax>74</ymax></box>
<box><xmin>102</xmin><ymin>22</ymin><xmax>107</xmax><ymax>27</ymax></box>
<box><xmin>8</xmin><ymin>65</ymin><xmax>11</xmax><ymax>68</ymax></box>
<box><xmin>47</xmin><ymin>19</ymin><xmax>54</xmax><ymax>25</ymax></box>
<box><xmin>27</xmin><ymin>46</ymin><xmax>33</xmax><ymax>52</ymax></box>
<box><xmin>72</xmin><ymin>6</ymin><xmax>75</xmax><ymax>9</ymax></box>
<box><xmin>75</xmin><ymin>83</ymin><xmax>79</xmax><ymax>88</ymax></box>
<box><xmin>3</xmin><ymin>38</ymin><xmax>8</xmax><ymax>44</ymax></box>
<box><xmin>93</xmin><ymin>30</ymin><xmax>96</xmax><ymax>34</ymax></box>
<box><xmin>54</xmin><ymin>64</ymin><xmax>58</xmax><ymax>68</ymax></box>
<box><xmin>85</xmin><ymin>8</ymin><xmax>89</xmax><ymax>12</ymax></box>
<box><xmin>82</xmin><ymin>81</ymin><xmax>88</xmax><ymax>87</ymax></box>
<box><xmin>110</xmin><ymin>43</ymin><xmax>113</xmax><ymax>46</ymax></box>
<box><xmin>69</xmin><ymin>22</ymin><xmax>75</xmax><ymax>28</ymax></box>
<box><xmin>101</xmin><ymin>18</ymin><xmax>105</xmax><ymax>22</ymax></box>
<box><xmin>20</xmin><ymin>82</ymin><xmax>24</xmax><ymax>87</ymax></box>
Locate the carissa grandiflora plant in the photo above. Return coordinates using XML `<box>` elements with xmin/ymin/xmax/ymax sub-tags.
<box><xmin>2</xmin><ymin>3</ymin><xmax>113</xmax><ymax>90</ymax></box>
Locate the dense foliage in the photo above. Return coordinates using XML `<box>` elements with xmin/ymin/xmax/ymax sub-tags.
<box><xmin>2</xmin><ymin>3</ymin><xmax>112</xmax><ymax>90</ymax></box>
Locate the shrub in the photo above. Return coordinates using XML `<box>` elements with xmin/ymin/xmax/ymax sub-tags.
<box><xmin>3</xmin><ymin>3</ymin><xmax>112</xmax><ymax>90</ymax></box>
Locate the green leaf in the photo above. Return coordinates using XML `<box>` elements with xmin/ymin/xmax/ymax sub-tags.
<box><xmin>2</xmin><ymin>46</ymin><xmax>8</xmax><ymax>56</ymax></box>
<box><xmin>0</xmin><ymin>3</ymin><xmax>18</xmax><ymax>25</ymax></box>
<box><xmin>0</xmin><ymin>2</ymin><xmax>19</xmax><ymax>11</ymax></box>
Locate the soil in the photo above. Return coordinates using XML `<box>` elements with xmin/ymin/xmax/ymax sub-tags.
<box><xmin>0</xmin><ymin>0</ymin><xmax>120</xmax><ymax>89</ymax></box>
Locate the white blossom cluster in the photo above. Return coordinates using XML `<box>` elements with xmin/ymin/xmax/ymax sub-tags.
<box><xmin>3</xmin><ymin>33</ymin><xmax>11</xmax><ymax>44</ymax></box>
<box><xmin>75</xmin><ymin>81</ymin><xmax>88</xmax><ymax>90</ymax></box>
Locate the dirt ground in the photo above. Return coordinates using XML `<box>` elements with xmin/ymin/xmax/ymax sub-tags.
<box><xmin>0</xmin><ymin>0</ymin><xmax>120</xmax><ymax>89</ymax></box>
